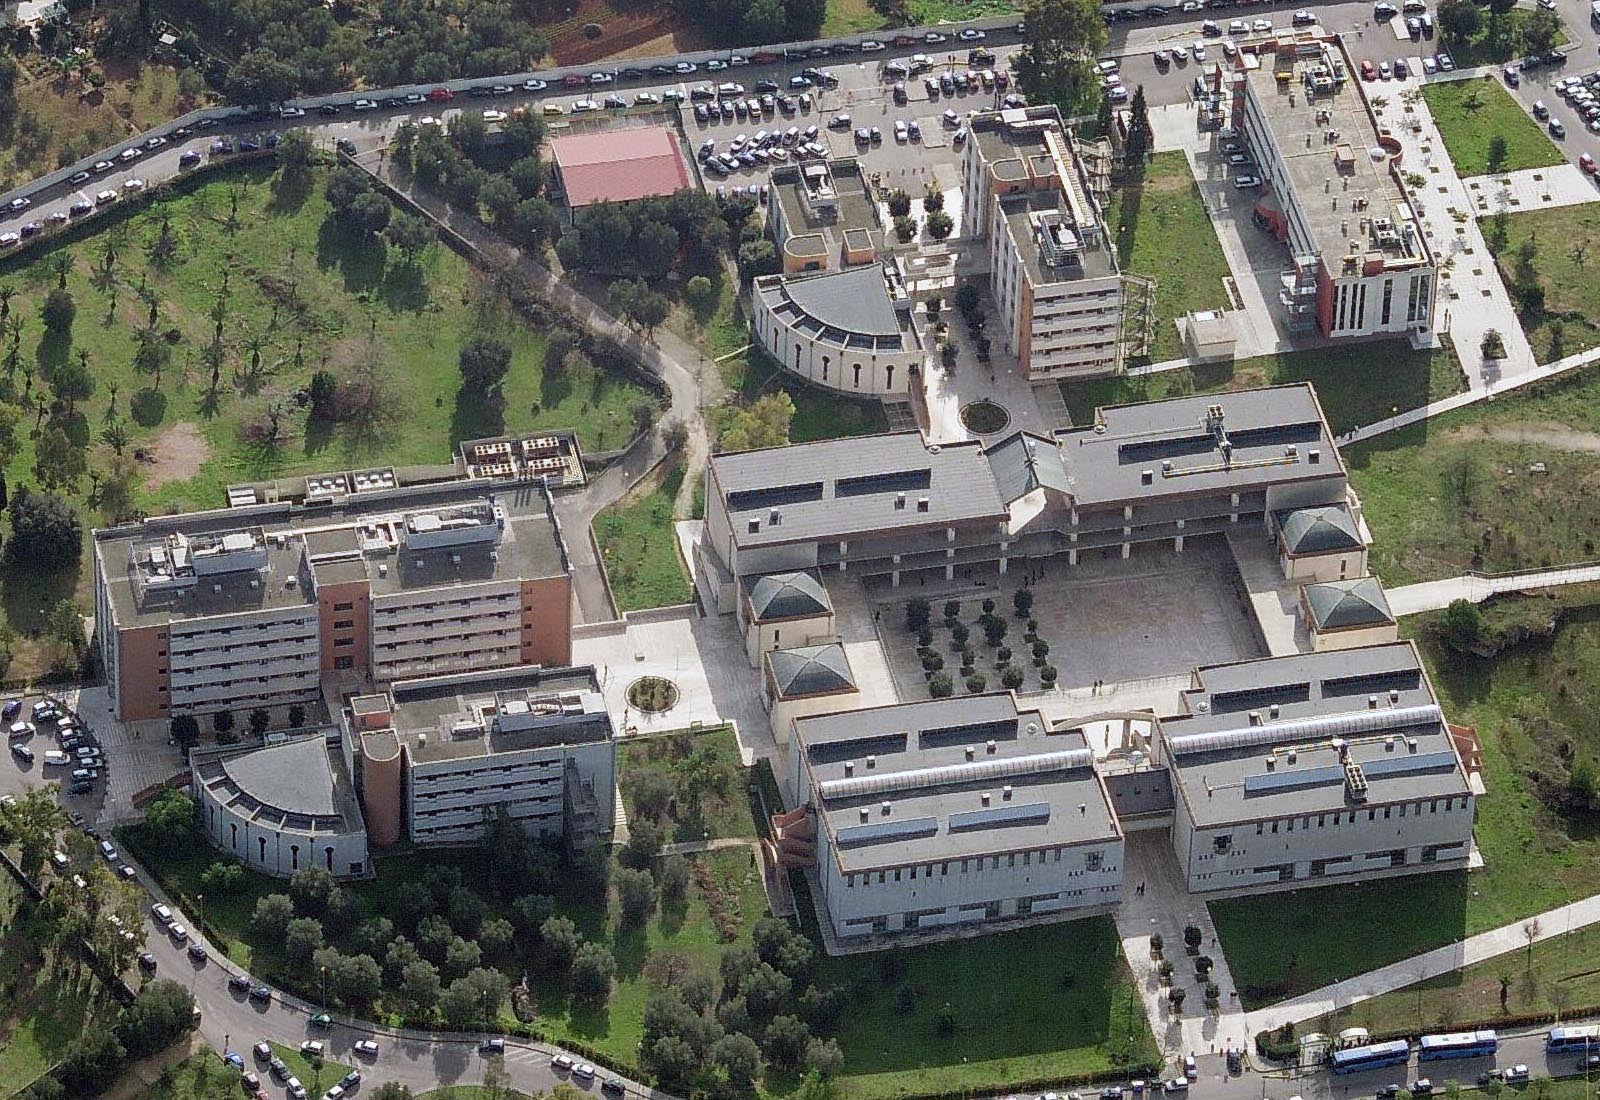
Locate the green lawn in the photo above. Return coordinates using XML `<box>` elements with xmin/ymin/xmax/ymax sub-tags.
<box><xmin>617</xmin><ymin>725</ymin><xmax>759</xmax><ymax>843</ymax></box>
<box><xmin>1104</xmin><ymin>151</ymin><xmax>1233</xmax><ymax>364</ymax></box>
<box><xmin>822</xmin><ymin>0</ymin><xmax>887</xmax><ymax>36</ymax></box>
<box><xmin>1307</xmin><ymin>909</ymin><xmax>1600</xmax><ymax>1036</ymax></box>
<box><xmin>1345</xmin><ymin>359</ymin><xmax>1600</xmax><ymax>586</ymax></box>
<box><xmin>1060</xmin><ymin>343</ymin><xmax>1464</xmax><ymax>435</ymax></box>
<box><xmin>1421</xmin><ymin>80</ymin><xmax>1564</xmax><ymax>176</ymax></box>
<box><xmin>0</xmin><ymin>870</ymin><xmax>120</xmax><ymax>1097</ymax></box>
<box><xmin>593</xmin><ymin>457</ymin><xmax>693</xmax><ymax>613</ymax></box>
<box><xmin>1438</xmin><ymin>9</ymin><xmax>1568</xmax><ymax>69</ymax></box>
<box><xmin>269</xmin><ymin>1041</ymin><xmax>354</xmax><ymax>1097</ymax></box>
<box><xmin>816</xmin><ymin>918</ymin><xmax>1157</xmax><ymax>1100</ymax></box>
<box><xmin>1215</xmin><ymin>593</ymin><xmax>1600</xmax><ymax>1009</ymax></box>
<box><xmin>714</xmin><ymin>341</ymin><xmax>889</xmax><ymax>445</ymax></box>
<box><xmin>1486</xmin><ymin>203</ymin><xmax>1600</xmax><ymax>364</ymax></box>
<box><xmin>0</xmin><ymin>159</ymin><xmax>650</xmax><ymax>679</ymax></box>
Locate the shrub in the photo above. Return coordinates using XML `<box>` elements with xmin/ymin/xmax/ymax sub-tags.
<box><xmin>966</xmin><ymin>673</ymin><xmax>987</xmax><ymax>693</ymax></box>
<box><xmin>984</xmin><ymin>617</ymin><xmax>1007</xmax><ymax>645</ymax></box>
<box><xmin>917</xmin><ymin>627</ymin><xmax>933</xmax><ymax>648</ymax></box>
<box><xmin>1150</xmin><ymin>932</ymin><xmax>1164</xmax><ymax>955</ymax></box>
<box><xmin>1184</xmin><ymin>925</ymin><xmax>1203</xmax><ymax>951</ymax></box>
<box><xmin>1032</xmin><ymin>640</ymin><xmax>1050</xmax><ymax>660</ymax></box>
<box><xmin>1027</xmin><ymin>618</ymin><xmax>1038</xmax><ymax>632</ymax></box>
<box><xmin>981</xmin><ymin>597</ymin><xmax>995</xmax><ymax>615</ymax></box>
<box><xmin>943</xmin><ymin>599</ymin><xmax>960</xmax><ymax>620</ymax></box>
<box><xmin>951</xmin><ymin>622</ymin><xmax>970</xmax><ymax>647</ymax></box>
<box><xmin>1001</xmin><ymin>666</ymin><xmax>1024</xmax><ymax>690</ymax></box>
<box><xmin>1170</xmin><ymin>987</ymin><xmax>1187</xmax><ymax>1010</ymax></box>
<box><xmin>921</xmin><ymin>652</ymin><xmax>944</xmax><ymax>673</ymax></box>
<box><xmin>1039</xmin><ymin>665</ymin><xmax>1058</xmax><ymax>685</ymax></box>
<box><xmin>1014</xmin><ymin>588</ymin><xmax>1034</xmax><ymax>617</ymax></box>
<box><xmin>997</xmin><ymin>646</ymin><xmax>1012</xmax><ymax>663</ymax></box>
<box><xmin>929</xmin><ymin>673</ymin><xmax>954</xmax><ymax>698</ymax></box>
<box><xmin>905</xmin><ymin>597</ymin><xmax>931</xmax><ymax>632</ymax></box>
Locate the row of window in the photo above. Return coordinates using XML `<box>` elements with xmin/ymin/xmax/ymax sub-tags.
<box><xmin>172</xmin><ymin>615</ymin><xmax>317</xmax><ymax>643</ymax></box>
<box><xmin>1245</xmin><ymin>794</ymin><xmax>1471</xmax><ymax>838</ymax></box>
<box><xmin>842</xmin><ymin>847</ymin><xmax>1110</xmax><ymax>888</ymax></box>
<box><xmin>374</xmin><ymin>594</ymin><xmax>518</xmax><ymax>616</ymax></box>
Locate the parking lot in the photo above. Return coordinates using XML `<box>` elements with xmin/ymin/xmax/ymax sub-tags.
<box><xmin>1</xmin><ymin>691</ymin><xmax>109</xmax><ymax>824</ymax></box>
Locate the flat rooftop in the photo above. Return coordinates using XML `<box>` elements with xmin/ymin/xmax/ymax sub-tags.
<box><xmin>971</xmin><ymin>105</ymin><xmax>1065</xmax><ymax>176</ymax></box>
<box><xmin>771</xmin><ymin>159</ymin><xmax>880</xmax><ymax>258</ymax></box>
<box><xmin>194</xmin><ymin>736</ymin><xmax>364</xmax><ymax>835</ymax></box>
<box><xmin>1239</xmin><ymin>38</ymin><xmax>1430</xmax><ymax>273</ymax></box>
<box><xmin>1162</xmin><ymin>642</ymin><xmax>1470</xmax><ymax>828</ymax></box>
<box><xmin>712</xmin><ymin>432</ymin><xmax>1007</xmax><ymax>549</ymax></box>
<box><xmin>796</xmin><ymin>694</ymin><xmax>1121</xmax><ymax>874</ymax></box>
<box><xmin>382</xmin><ymin>664</ymin><xmax>612</xmax><ymax>765</ymax></box>
<box><xmin>999</xmin><ymin>189</ymin><xmax>1117</xmax><ymax>287</ymax></box>
<box><xmin>1057</xmin><ymin>384</ymin><xmax>1344</xmax><ymax>506</ymax></box>
<box><xmin>97</xmin><ymin>476</ymin><xmax>568</xmax><ymax>629</ymax></box>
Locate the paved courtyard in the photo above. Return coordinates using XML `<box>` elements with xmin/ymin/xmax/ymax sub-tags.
<box><xmin>865</xmin><ymin>536</ymin><xmax>1266</xmax><ymax>700</ymax></box>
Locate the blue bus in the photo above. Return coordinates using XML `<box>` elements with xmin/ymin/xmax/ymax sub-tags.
<box><xmin>1547</xmin><ymin>1025</ymin><xmax>1600</xmax><ymax>1054</ymax></box>
<box><xmin>1332</xmin><ymin>1041</ymin><xmax>1412</xmax><ymax>1074</ymax></box>
<box><xmin>1419</xmin><ymin>1031</ymin><xmax>1499</xmax><ymax>1061</ymax></box>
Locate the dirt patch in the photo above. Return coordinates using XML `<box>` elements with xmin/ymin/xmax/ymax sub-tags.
<box><xmin>545</xmin><ymin>0</ymin><xmax>709</xmax><ymax>65</ymax></box>
<box><xmin>1447</xmin><ymin>422</ymin><xmax>1600</xmax><ymax>453</ymax></box>
<box><xmin>138</xmin><ymin>421</ymin><xmax>211</xmax><ymax>488</ymax></box>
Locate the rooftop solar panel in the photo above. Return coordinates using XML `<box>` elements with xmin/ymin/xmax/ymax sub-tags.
<box><xmin>836</xmin><ymin>816</ymin><xmax>939</xmax><ymax>848</ymax></box>
<box><xmin>836</xmin><ymin>468</ymin><xmax>933</xmax><ymax>498</ymax></box>
<box><xmin>947</xmin><ymin>801</ymin><xmax>1051</xmax><ymax>832</ymax></box>
<box><xmin>1242</xmin><ymin>764</ymin><xmax>1345</xmax><ymax>795</ymax></box>
<box><xmin>726</xmin><ymin>482</ymin><xmax>825</xmax><ymax>513</ymax></box>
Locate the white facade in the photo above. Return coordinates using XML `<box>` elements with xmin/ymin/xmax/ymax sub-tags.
<box><xmin>198</xmin><ymin>783</ymin><xmax>370</xmax><ymax>878</ymax></box>
<box><xmin>989</xmin><ymin>211</ymin><xmax>1123</xmax><ymax>379</ymax></box>
<box><xmin>370</xmin><ymin>578</ymin><xmax>524</xmax><ymax>682</ymax></box>
<box><xmin>167</xmin><ymin>604</ymin><xmax>322</xmax><ymax>714</ymax></box>
<box><xmin>406</xmin><ymin>736</ymin><xmax>615</xmax><ymax>846</ymax></box>
<box><xmin>750</xmin><ymin>271</ymin><xmax>921</xmax><ymax>397</ymax></box>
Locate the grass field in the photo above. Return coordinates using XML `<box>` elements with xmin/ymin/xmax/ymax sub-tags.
<box><xmin>816</xmin><ymin>918</ymin><xmax>1156</xmax><ymax>1100</ymax></box>
<box><xmin>1422</xmin><ymin>80</ymin><xmax>1564</xmax><ymax>176</ymax></box>
<box><xmin>1440</xmin><ymin>8</ymin><xmax>1567</xmax><ymax>69</ymax></box>
<box><xmin>617</xmin><ymin>725</ymin><xmax>758</xmax><ymax>843</ymax></box>
<box><xmin>1488</xmin><ymin>203</ymin><xmax>1600</xmax><ymax>364</ymax></box>
<box><xmin>268</xmin><ymin>1041</ymin><xmax>353</xmax><ymax>1098</ymax></box>
<box><xmin>0</xmin><ymin>871</ymin><xmax>120</xmax><ymax>1097</ymax></box>
<box><xmin>1345</xmin><ymin>359</ymin><xmax>1600</xmax><ymax>585</ymax></box>
<box><xmin>0</xmin><ymin>159</ymin><xmax>649</xmax><ymax>678</ymax></box>
<box><xmin>1215</xmin><ymin>593</ymin><xmax>1600</xmax><ymax>1009</ymax></box>
<box><xmin>1309</xmin><ymin>910</ymin><xmax>1600</xmax><ymax>1035</ymax></box>
<box><xmin>127</xmin><ymin>1054</ymin><xmax>245</xmax><ymax>1100</ymax></box>
<box><xmin>1104</xmin><ymin>151</ymin><xmax>1233</xmax><ymax>364</ymax></box>
<box><xmin>1060</xmin><ymin>343</ymin><xmax>1465</xmax><ymax>435</ymax></box>
<box><xmin>593</xmin><ymin>456</ymin><xmax>693</xmax><ymax>613</ymax></box>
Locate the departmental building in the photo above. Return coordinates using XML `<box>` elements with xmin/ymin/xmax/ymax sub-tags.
<box><xmin>347</xmin><ymin>663</ymin><xmax>616</xmax><ymax>849</ymax></box>
<box><xmin>1223</xmin><ymin>35</ymin><xmax>1437</xmax><ymax>339</ymax></box>
<box><xmin>1158</xmin><ymin>642</ymin><xmax>1474</xmax><ymax>894</ymax></box>
<box><xmin>93</xmin><ymin>470</ymin><xmax>573</xmax><ymax>722</ymax></box>
<box><xmin>781</xmin><ymin>694</ymin><xmax>1124</xmax><ymax>939</ymax></box>
<box><xmin>962</xmin><ymin>106</ymin><xmax>1124</xmax><ymax>380</ymax></box>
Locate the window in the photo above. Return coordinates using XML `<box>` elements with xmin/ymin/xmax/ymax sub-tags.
<box><xmin>333</xmin><ymin>601</ymin><xmax>354</xmax><ymax>612</ymax></box>
<box><xmin>886</xmin><ymin>365</ymin><xmax>894</xmax><ymax>389</ymax></box>
<box><xmin>230</xmin><ymin>823</ymin><xmax>238</xmax><ymax>850</ymax></box>
<box><xmin>333</xmin><ymin>619</ymin><xmax>354</xmax><ymax>630</ymax></box>
<box><xmin>821</xmin><ymin>355</ymin><xmax>830</xmax><ymax>379</ymax></box>
<box><xmin>258</xmin><ymin>836</ymin><xmax>267</xmax><ymax>861</ymax></box>
<box><xmin>853</xmin><ymin>364</ymin><xmax>862</xmax><ymax>388</ymax></box>
<box><xmin>1381</xmin><ymin>277</ymin><xmax>1394</xmax><ymax>325</ymax></box>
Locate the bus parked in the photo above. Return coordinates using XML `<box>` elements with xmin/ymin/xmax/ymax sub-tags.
<box><xmin>1332</xmin><ymin>1041</ymin><xmax>1412</xmax><ymax>1074</ymax></box>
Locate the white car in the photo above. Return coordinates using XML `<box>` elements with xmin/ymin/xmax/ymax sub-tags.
<box><xmin>279</xmin><ymin>106</ymin><xmax>306</xmax><ymax>118</ymax></box>
<box><xmin>151</xmin><ymin>902</ymin><xmax>173</xmax><ymax>923</ymax></box>
<box><xmin>552</xmin><ymin>1054</ymin><xmax>575</xmax><ymax>1071</ymax></box>
<box><xmin>353</xmin><ymin>98</ymin><xmax>377</xmax><ymax>110</ymax></box>
<box><xmin>729</xmin><ymin>54</ymin><xmax>748</xmax><ymax>65</ymax></box>
<box><xmin>1192</xmin><ymin>43</ymin><xmax>1207</xmax><ymax>60</ymax></box>
<box><xmin>122</xmin><ymin>178</ymin><xmax>145</xmax><ymax>192</ymax></box>
<box><xmin>354</xmin><ymin>1040</ymin><xmax>380</xmax><ymax>1057</ymax></box>
<box><xmin>168</xmin><ymin>923</ymin><xmax>187</xmax><ymax>941</ymax></box>
<box><xmin>1096</xmin><ymin>58</ymin><xmax>1119</xmax><ymax>74</ymax></box>
<box><xmin>95</xmin><ymin>188</ymin><xmax>119</xmax><ymax>204</ymax></box>
<box><xmin>0</xmin><ymin>232</ymin><xmax>18</xmax><ymax>249</ymax></box>
<box><xmin>706</xmin><ymin>59</ymin><xmax>727</xmax><ymax>71</ymax></box>
<box><xmin>894</xmin><ymin>119</ymin><xmax>909</xmax><ymax>141</ymax></box>
<box><xmin>634</xmin><ymin>92</ymin><xmax>660</xmax><ymax>104</ymax></box>
<box><xmin>860</xmin><ymin>39</ymin><xmax>884</xmax><ymax>50</ymax></box>
<box><xmin>1252</xmin><ymin>17</ymin><xmax>1272</xmax><ymax>31</ymax></box>
<box><xmin>674</xmin><ymin>61</ymin><xmax>696</xmax><ymax>73</ymax></box>
<box><xmin>1233</xmin><ymin>174</ymin><xmax>1263</xmax><ymax>188</ymax></box>
<box><xmin>482</xmin><ymin>109</ymin><xmax>507</xmax><ymax>122</ymax></box>
<box><xmin>287</xmin><ymin>1078</ymin><xmax>307</xmax><ymax>1100</ymax></box>
<box><xmin>7</xmin><ymin>196</ymin><xmax>29</xmax><ymax>211</ymax></box>
<box><xmin>958</xmin><ymin>27</ymin><xmax>986</xmax><ymax>39</ymax></box>
<box><xmin>119</xmin><ymin>147</ymin><xmax>142</xmax><ymax>161</ymax></box>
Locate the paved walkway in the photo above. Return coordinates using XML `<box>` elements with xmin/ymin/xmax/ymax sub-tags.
<box><xmin>660</xmin><ymin>837</ymin><xmax>759</xmax><ymax>856</ymax></box>
<box><xmin>1461</xmin><ymin>163</ymin><xmax>1600</xmax><ymax>216</ymax></box>
<box><xmin>1247</xmin><ymin>893</ymin><xmax>1600</xmax><ymax>1033</ymax></box>
<box><xmin>1386</xmin><ymin>561</ymin><xmax>1600</xmax><ymax>616</ymax></box>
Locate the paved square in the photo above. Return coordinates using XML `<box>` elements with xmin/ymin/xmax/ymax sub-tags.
<box><xmin>866</xmin><ymin>536</ymin><xmax>1266</xmax><ymax>699</ymax></box>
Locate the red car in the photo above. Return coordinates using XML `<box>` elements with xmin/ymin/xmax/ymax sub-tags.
<box><xmin>428</xmin><ymin>87</ymin><xmax>453</xmax><ymax>102</ymax></box>
<box><xmin>562</xmin><ymin>73</ymin><xmax>586</xmax><ymax>87</ymax></box>
<box><xmin>1582</xmin><ymin>153</ymin><xmax>1597</xmax><ymax>174</ymax></box>
<box><xmin>1360</xmin><ymin>59</ymin><xmax>1377</xmax><ymax>81</ymax></box>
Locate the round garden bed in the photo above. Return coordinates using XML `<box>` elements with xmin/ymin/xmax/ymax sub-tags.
<box><xmin>626</xmin><ymin>676</ymin><xmax>680</xmax><ymax>714</ymax></box>
<box><xmin>960</xmin><ymin>399</ymin><xmax>1011</xmax><ymax>436</ymax></box>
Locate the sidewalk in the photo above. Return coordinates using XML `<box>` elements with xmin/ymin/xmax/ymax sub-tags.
<box><xmin>1386</xmin><ymin>561</ymin><xmax>1600</xmax><ymax>616</ymax></box>
<box><xmin>1246</xmin><ymin>893</ymin><xmax>1600</xmax><ymax>1033</ymax></box>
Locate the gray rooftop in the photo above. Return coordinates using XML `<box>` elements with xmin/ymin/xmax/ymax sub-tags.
<box><xmin>986</xmin><ymin>431</ymin><xmax>1074</xmax><ymax>503</ymax></box>
<box><xmin>712</xmin><ymin>432</ymin><xmax>1007</xmax><ymax>549</ymax></box>
<box><xmin>755</xmin><ymin>263</ymin><xmax>917</xmax><ymax>354</ymax></box>
<box><xmin>1277</xmin><ymin>503</ymin><xmax>1363</xmax><ymax>555</ymax></box>
<box><xmin>1162</xmin><ymin>642</ymin><xmax>1468</xmax><ymax>827</ymax></box>
<box><xmin>999</xmin><ymin>189</ymin><xmax>1117</xmax><ymax>287</ymax></box>
<box><xmin>194</xmin><ymin>736</ymin><xmax>364</xmax><ymax>834</ymax></box>
<box><xmin>381</xmin><ymin>664</ymin><xmax>612</xmax><ymax>765</ymax></box>
<box><xmin>795</xmin><ymin>694</ymin><xmax>1121</xmax><ymax>873</ymax></box>
<box><xmin>96</xmin><ymin>476</ymin><xmax>568</xmax><ymax>629</ymax></box>
<box><xmin>1239</xmin><ymin>37</ymin><xmax>1431</xmax><ymax>274</ymax></box>
<box><xmin>767</xmin><ymin>643</ymin><xmax>856</xmax><ymax>699</ymax></box>
<box><xmin>745</xmin><ymin>570</ymin><xmax>832</xmax><ymax>621</ymax></box>
<box><xmin>770</xmin><ymin>158</ymin><xmax>880</xmax><ymax>258</ymax></box>
<box><xmin>1058</xmin><ymin>384</ymin><xmax>1343</xmax><ymax>506</ymax></box>
<box><xmin>1304</xmin><ymin>575</ymin><xmax>1394</xmax><ymax>631</ymax></box>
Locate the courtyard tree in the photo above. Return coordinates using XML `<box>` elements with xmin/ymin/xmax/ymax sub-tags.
<box><xmin>1014</xmin><ymin>587</ymin><xmax>1035</xmax><ymax>617</ymax></box>
<box><xmin>617</xmin><ymin>867</ymin><xmax>659</xmax><ymax>927</ymax></box>
<box><xmin>254</xmin><ymin>893</ymin><xmax>296</xmax><ymax>939</ymax></box>
<box><xmin>248</xmin><ymin>708</ymin><xmax>271</xmax><ymax>737</ymax></box>
<box><xmin>170</xmin><ymin>715</ymin><xmax>200</xmax><ymax>750</ymax></box>
<box><xmin>929</xmin><ymin>672</ymin><xmax>954</xmax><ymax>698</ymax></box>
<box><xmin>142</xmin><ymin>789</ymin><xmax>196</xmax><ymax>856</ymax></box>
<box><xmin>1015</xmin><ymin>0</ymin><xmax>1107</xmax><ymax>112</ymax></box>
<box><xmin>1437</xmin><ymin>0</ymin><xmax>1481</xmax><ymax>41</ymax></box>
<box><xmin>572</xmin><ymin>941</ymin><xmax>617</xmax><ymax>999</ymax></box>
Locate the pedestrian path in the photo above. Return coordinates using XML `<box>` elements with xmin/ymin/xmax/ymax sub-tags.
<box><xmin>1246</xmin><ymin>893</ymin><xmax>1600</xmax><ymax>1033</ymax></box>
<box><xmin>1386</xmin><ymin>561</ymin><xmax>1600</xmax><ymax>616</ymax></box>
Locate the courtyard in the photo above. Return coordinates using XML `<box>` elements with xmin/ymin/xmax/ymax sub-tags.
<box><xmin>865</xmin><ymin>535</ymin><xmax>1266</xmax><ymax>700</ymax></box>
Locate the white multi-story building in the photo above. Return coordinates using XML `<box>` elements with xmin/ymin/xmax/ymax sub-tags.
<box><xmin>1159</xmin><ymin>642</ymin><xmax>1474</xmax><ymax>894</ymax></box>
<box><xmin>785</xmin><ymin>694</ymin><xmax>1124</xmax><ymax>941</ymax></box>
<box><xmin>346</xmin><ymin>664</ymin><xmax>615</xmax><ymax>850</ymax></box>
<box><xmin>963</xmin><ymin>106</ymin><xmax>1123</xmax><ymax>380</ymax></box>
<box><xmin>1225</xmin><ymin>35</ymin><xmax>1437</xmax><ymax>339</ymax></box>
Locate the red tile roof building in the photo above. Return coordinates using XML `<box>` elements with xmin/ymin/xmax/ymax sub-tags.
<box><xmin>551</xmin><ymin>127</ymin><xmax>693</xmax><ymax>210</ymax></box>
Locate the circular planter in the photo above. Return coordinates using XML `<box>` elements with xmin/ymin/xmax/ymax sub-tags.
<box><xmin>626</xmin><ymin>676</ymin><xmax>679</xmax><ymax>714</ymax></box>
<box><xmin>959</xmin><ymin>399</ymin><xmax>1011</xmax><ymax>436</ymax></box>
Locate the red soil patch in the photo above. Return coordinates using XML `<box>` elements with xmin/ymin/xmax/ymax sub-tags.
<box><xmin>545</xmin><ymin>0</ymin><xmax>713</xmax><ymax>65</ymax></box>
